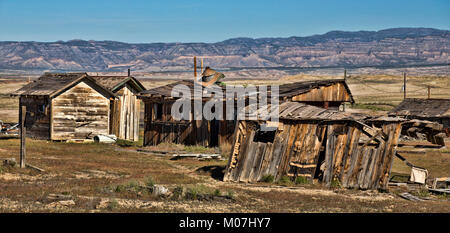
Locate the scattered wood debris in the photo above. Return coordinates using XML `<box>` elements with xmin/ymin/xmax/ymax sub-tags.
<box><xmin>399</xmin><ymin>192</ymin><xmax>423</xmax><ymax>201</ymax></box>
<box><xmin>171</xmin><ymin>154</ymin><xmax>223</xmax><ymax>161</ymax></box>
<box><xmin>224</xmin><ymin>102</ymin><xmax>405</xmax><ymax>190</ymax></box>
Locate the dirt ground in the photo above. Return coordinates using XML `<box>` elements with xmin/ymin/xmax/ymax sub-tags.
<box><xmin>0</xmin><ymin>72</ymin><xmax>449</xmax><ymax>213</ymax></box>
<box><xmin>0</xmin><ymin>138</ymin><xmax>449</xmax><ymax>213</ymax></box>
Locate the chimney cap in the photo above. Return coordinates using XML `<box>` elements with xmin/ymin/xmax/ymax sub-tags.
<box><xmin>201</xmin><ymin>67</ymin><xmax>216</xmax><ymax>77</ymax></box>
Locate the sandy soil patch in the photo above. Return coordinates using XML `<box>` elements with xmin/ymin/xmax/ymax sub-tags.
<box><xmin>72</xmin><ymin>170</ymin><xmax>127</xmax><ymax>180</ymax></box>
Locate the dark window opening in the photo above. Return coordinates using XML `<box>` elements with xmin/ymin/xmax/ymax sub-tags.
<box><xmin>38</xmin><ymin>104</ymin><xmax>46</xmax><ymax>114</ymax></box>
<box><xmin>253</xmin><ymin>128</ymin><xmax>276</xmax><ymax>143</ymax></box>
<box><xmin>155</xmin><ymin>103</ymin><xmax>163</xmax><ymax>120</ymax></box>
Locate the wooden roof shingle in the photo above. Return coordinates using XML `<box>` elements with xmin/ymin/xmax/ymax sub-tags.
<box><xmin>243</xmin><ymin>101</ymin><xmax>353</xmax><ymax>121</ymax></box>
<box><xmin>11</xmin><ymin>72</ymin><xmax>116</xmax><ymax>98</ymax></box>
<box><xmin>137</xmin><ymin>78</ymin><xmax>354</xmax><ymax>103</ymax></box>
<box><xmin>90</xmin><ymin>76</ymin><xmax>145</xmax><ymax>93</ymax></box>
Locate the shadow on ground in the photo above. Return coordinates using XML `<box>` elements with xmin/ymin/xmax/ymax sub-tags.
<box><xmin>196</xmin><ymin>165</ymin><xmax>225</xmax><ymax>181</ymax></box>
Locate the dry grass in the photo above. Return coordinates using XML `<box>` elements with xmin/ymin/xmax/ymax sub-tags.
<box><xmin>391</xmin><ymin>150</ymin><xmax>450</xmax><ymax>179</ymax></box>
<box><xmin>0</xmin><ymin>73</ymin><xmax>449</xmax><ymax>213</ymax></box>
<box><xmin>0</xmin><ymin>137</ymin><xmax>449</xmax><ymax>212</ymax></box>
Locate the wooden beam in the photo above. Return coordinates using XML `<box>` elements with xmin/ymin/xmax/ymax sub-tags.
<box><xmin>20</xmin><ymin>105</ymin><xmax>26</xmax><ymax>168</ymax></box>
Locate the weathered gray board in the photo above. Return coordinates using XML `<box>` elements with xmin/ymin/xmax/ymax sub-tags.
<box><xmin>223</xmin><ymin>120</ymin><xmax>403</xmax><ymax>190</ymax></box>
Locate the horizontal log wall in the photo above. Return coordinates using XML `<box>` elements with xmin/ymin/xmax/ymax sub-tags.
<box><xmin>51</xmin><ymin>81</ymin><xmax>110</xmax><ymax>140</ymax></box>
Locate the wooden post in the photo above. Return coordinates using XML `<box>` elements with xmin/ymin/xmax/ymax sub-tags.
<box><xmin>343</xmin><ymin>69</ymin><xmax>347</xmax><ymax>112</ymax></box>
<box><xmin>128</xmin><ymin>68</ymin><xmax>131</xmax><ymax>77</ymax></box>
<box><xmin>194</xmin><ymin>56</ymin><xmax>197</xmax><ymax>79</ymax></box>
<box><xmin>19</xmin><ymin>105</ymin><xmax>26</xmax><ymax>168</ymax></box>
<box><xmin>427</xmin><ymin>86</ymin><xmax>431</xmax><ymax>99</ymax></box>
<box><xmin>201</xmin><ymin>58</ymin><xmax>204</xmax><ymax>74</ymax></box>
<box><xmin>403</xmin><ymin>72</ymin><xmax>406</xmax><ymax>99</ymax></box>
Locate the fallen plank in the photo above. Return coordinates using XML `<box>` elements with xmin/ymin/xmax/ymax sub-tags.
<box><xmin>26</xmin><ymin>163</ymin><xmax>45</xmax><ymax>172</ymax></box>
<box><xmin>428</xmin><ymin>189</ymin><xmax>450</xmax><ymax>195</ymax></box>
<box><xmin>172</xmin><ymin>153</ymin><xmax>223</xmax><ymax>160</ymax></box>
<box><xmin>399</xmin><ymin>192</ymin><xmax>423</xmax><ymax>201</ymax></box>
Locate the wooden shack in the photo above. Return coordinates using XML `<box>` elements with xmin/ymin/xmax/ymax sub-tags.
<box><xmin>11</xmin><ymin>73</ymin><xmax>116</xmax><ymax>140</ymax></box>
<box><xmin>223</xmin><ymin>102</ymin><xmax>404</xmax><ymax>190</ymax></box>
<box><xmin>278</xmin><ymin>79</ymin><xmax>354</xmax><ymax>110</ymax></box>
<box><xmin>389</xmin><ymin>98</ymin><xmax>450</xmax><ymax>136</ymax></box>
<box><xmin>91</xmin><ymin>75</ymin><xmax>145</xmax><ymax>141</ymax></box>
<box><xmin>137</xmin><ymin>80</ymin><xmax>236</xmax><ymax>147</ymax></box>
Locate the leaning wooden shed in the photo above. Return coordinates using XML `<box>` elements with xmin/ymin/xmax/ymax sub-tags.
<box><xmin>90</xmin><ymin>75</ymin><xmax>145</xmax><ymax>141</ymax></box>
<box><xmin>11</xmin><ymin>73</ymin><xmax>115</xmax><ymax>140</ymax></box>
<box><xmin>223</xmin><ymin>102</ymin><xmax>404</xmax><ymax>190</ymax></box>
<box><xmin>137</xmin><ymin>80</ymin><xmax>236</xmax><ymax>147</ymax></box>
<box><xmin>389</xmin><ymin>98</ymin><xmax>450</xmax><ymax>136</ymax></box>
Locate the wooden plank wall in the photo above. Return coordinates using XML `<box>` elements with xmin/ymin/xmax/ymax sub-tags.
<box><xmin>20</xmin><ymin>96</ymin><xmax>50</xmax><ymax>139</ymax></box>
<box><xmin>223</xmin><ymin>120</ymin><xmax>403</xmax><ymax>190</ymax></box>
<box><xmin>111</xmin><ymin>84</ymin><xmax>140</xmax><ymax>141</ymax></box>
<box><xmin>291</xmin><ymin>83</ymin><xmax>351</xmax><ymax>102</ymax></box>
<box><xmin>321</xmin><ymin>122</ymin><xmax>402</xmax><ymax>190</ymax></box>
<box><xmin>51</xmin><ymin>81</ymin><xmax>110</xmax><ymax>140</ymax></box>
<box><xmin>142</xmin><ymin>99</ymin><xmax>236</xmax><ymax>147</ymax></box>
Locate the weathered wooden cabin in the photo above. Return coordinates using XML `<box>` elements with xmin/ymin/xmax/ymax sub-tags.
<box><xmin>11</xmin><ymin>73</ymin><xmax>115</xmax><ymax>140</ymax></box>
<box><xmin>277</xmin><ymin>79</ymin><xmax>354</xmax><ymax>110</ymax></box>
<box><xmin>91</xmin><ymin>75</ymin><xmax>145</xmax><ymax>141</ymax></box>
<box><xmin>137</xmin><ymin>80</ymin><xmax>236</xmax><ymax>147</ymax></box>
<box><xmin>389</xmin><ymin>98</ymin><xmax>450</xmax><ymax>136</ymax></box>
<box><xmin>138</xmin><ymin>77</ymin><xmax>355</xmax><ymax>147</ymax></box>
<box><xmin>223</xmin><ymin>102</ymin><xmax>404</xmax><ymax>190</ymax></box>
<box><xmin>11</xmin><ymin>72</ymin><xmax>145</xmax><ymax>141</ymax></box>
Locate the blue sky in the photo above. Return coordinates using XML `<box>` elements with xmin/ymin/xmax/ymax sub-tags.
<box><xmin>0</xmin><ymin>0</ymin><xmax>448</xmax><ymax>43</ymax></box>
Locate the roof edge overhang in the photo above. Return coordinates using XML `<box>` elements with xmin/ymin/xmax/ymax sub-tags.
<box><xmin>48</xmin><ymin>74</ymin><xmax>117</xmax><ymax>99</ymax></box>
<box><xmin>110</xmin><ymin>76</ymin><xmax>146</xmax><ymax>93</ymax></box>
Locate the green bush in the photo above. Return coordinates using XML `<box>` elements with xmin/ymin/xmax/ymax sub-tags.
<box><xmin>278</xmin><ymin>175</ymin><xmax>292</xmax><ymax>185</ymax></box>
<box><xmin>330</xmin><ymin>178</ymin><xmax>342</xmax><ymax>189</ymax></box>
<box><xmin>213</xmin><ymin>189</ymin><xmax>221</xmax><ymax>196</ymax></box>
<box><xmin>260</xmin><ymin>174</ymin><xmax>274</xmax><ymax>183</ymax></box>
<box><xmin>172</xmin><ymin>185</ymin><xmax>184</xmax><ymax>199</ymax></box>
<box><xmin>116</xmin><ymin>139</ymin><xmax>135</xmax><ymax>147</ymax></box>
<box><xmin>295</xmin><ymin>176</ymin><xmax>310</xmax><ymax>185</ymax></box>
<box><xmin>144</xmin><ymin>176</ymin><xmax>155</xmax><ymax>187</ymax></box>
<box><xmin>186</xmin><ymin>187</ymin><xmax>199</xmax><ymax>200</ymax></box>
<box><xmin>107</xmin><ymin>199</ymin><xmax>119</xmax><ymax>210</ymax></box>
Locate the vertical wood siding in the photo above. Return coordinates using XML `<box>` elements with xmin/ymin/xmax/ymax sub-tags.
<box><xmin>224</xmin><ymin>120</ymin><xmax>403</xmax><ymax>190</ymax></box>
<box><xmin>110</xmin><ymin>84</ymin><xmax>140</xmax><ymax>141</ymax></box>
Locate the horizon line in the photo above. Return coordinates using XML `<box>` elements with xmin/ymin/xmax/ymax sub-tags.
<box><xmin>1</xmin><ymin>26</ymin><xmax>448</xmax><ymax>44</ymax></box>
